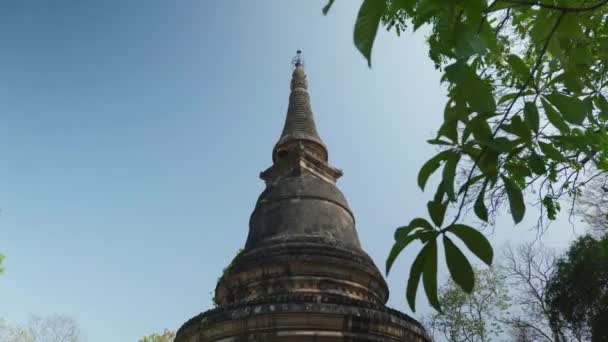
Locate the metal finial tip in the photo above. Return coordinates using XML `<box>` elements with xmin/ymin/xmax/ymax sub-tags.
<box><xmin>292</xmin><ymin>50</ymin><xmax>305</xmax><ymax>68</ymax></box>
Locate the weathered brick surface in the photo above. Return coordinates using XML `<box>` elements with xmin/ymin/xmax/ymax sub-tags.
<box><xmin>175</xmin><ymin>63</ymin><xmax>430</xmax><ymax>342</ymax></box>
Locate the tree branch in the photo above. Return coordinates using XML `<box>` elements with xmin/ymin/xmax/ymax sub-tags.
<box><xmin>499</xmin><ymin>0</ymin><xmax>608</xmax><ymax>12</ymax></box>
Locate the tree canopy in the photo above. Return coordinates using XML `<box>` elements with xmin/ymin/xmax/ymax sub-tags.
<box><xmin>324</xmin><ymin>0</ymin><xmax>608</xmax><ymax>312</ymax></box>
<box><xmin>0</xmin><ymin>315</ymin><xmax>84</xmax><ymax>342</ymax></box>
<box><xmin>545</xmin><ymin>234</ymin><xmax>608</xmax><ymax>341</ymax></box>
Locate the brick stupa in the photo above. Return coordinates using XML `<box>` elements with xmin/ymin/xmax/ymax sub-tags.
<box><xmin>175</xmin><ymin>53</ymin><xmax>430</xmax><ymax>342</ymax></box>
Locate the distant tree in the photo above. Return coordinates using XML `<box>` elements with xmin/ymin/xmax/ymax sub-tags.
<box><xmin>577</xmin><ymin>175</ymin><xmax>608</xmax><ymax>237</ymax></box>
<box><xmin>0</xmin><ymin>315</ymin><xmax>84</xmax><ymax>342</ymax></box>
<box><xmin>545</xmin><ymin>234</ymin><xmax>608</xmax><ymax>341</ymax></box>
<box><xmin>423</xmin><ymin>268</ymin><xmax>510</xmax><ymax>342</ymax></box>
<box><xmin>510</xmin><ymin>324</ymin><xmax>537</xmax><ymax>342</ymax></box>
<box><xmin>500</xmin><ymin>243</ymin><xmax>565</xmax><ymax>341</ymax></box>
<box><xmin>0</xmin><ymin>319</ymin><xmax>31</xmax><ymax>342</ymax></box>
<box><xmin>138</xmin><ymin>329</ymin><xmax>175</xmax><ymax>342</ymax></box>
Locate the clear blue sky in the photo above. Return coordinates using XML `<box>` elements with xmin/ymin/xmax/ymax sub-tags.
<box><xmin>0</xmin><ymin>1</ymin><xmax>584</xmax><ymax>341</ymax></box>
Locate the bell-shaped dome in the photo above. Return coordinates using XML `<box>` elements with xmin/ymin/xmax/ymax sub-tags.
<box><xmin>246</xmin><ymin>171</ymin><xmax>361</xmax><ymax>250</ymax></box>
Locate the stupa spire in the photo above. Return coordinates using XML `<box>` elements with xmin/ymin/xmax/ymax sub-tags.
<box><xmin>273</xmin><ymin>50</ymin><xmax>328</xmax><ymax>162</ymax></box>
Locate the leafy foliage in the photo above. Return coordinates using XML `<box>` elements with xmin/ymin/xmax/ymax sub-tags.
<box><xmin>577</xmin><ymin>174</ymin><xmax>608</xmax><ymax>236</ymax></box>
<box><xmin>0</xmin><ymin>315</ymin><xmax>85</xmax><ymax>342</ymax></box>
<box><xmin>545</xmin><ymin>234</ymin><xmax>608</xmax><ymax>341</ymax></box>
<box><xmin>423</xmin><ymin>268</ymin><xmax>510</xmax><ymax>342</ymax></box>
<box><xmin>138</xmin><ymin>330</ymin><xmax>175</xmax><ymax>342</ymax></box>
<box><xmin>324</xmin><ymin>0</ymin><xmax>608</xmax><ymax>311</ymax></box>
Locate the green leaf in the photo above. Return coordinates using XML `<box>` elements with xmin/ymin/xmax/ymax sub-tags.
<box><xmin>394</xmin><ymin>218</ymin><xmax>434</xmax><ymax>240</ymax></box>
<box><xmin>418</xmin><ymin>150</ymin><xmax>454</xmax><ymax>190</ymax></box>
<box><xmin>387</xmin><ymin>233</ymin><xmax>421</xmax><ymax>275</ymax></box>
<box><xmin>507</xmin><ymin>54</ymin><xmax>529</xmax><ymax>83</ymax></box>
<box><xmin>524</xmin><ymin>102</ymin><xmax>540</xmax><ymax>133</ymax></box>
<box><xmin>539</xmin><ymin>141</ymin><xmax>566</xmax><ymax>162</ymax></box>
<box><xmin>445</xmin><ymin>62</ymin><xmax>495</xmax><ymax>113</ymax></box>
<box><xmin>412</xmin><ymin>0</ymin><xmax>438</xmax><ymax>31</ymax></box>
<box><xmin>442</xmin><ymin>152</ymin><xmax>461</xmax><ymax>201</ymax></box>
<box><xmin>596</xmin><ymin>95</ymin><xmax>608</xmax><ymax>121</ymax></box>
<box><xmin>498</xmin><ymin>90</ymin><xmax>535</xmax><ymax>105</ymax></box>
<box><xmin>422</xmin><ymin>239</ymin><xmax>440</xmax><ymax>311</ymax></box>
<box><xmin>486</xmin><ymin>0</ymin><xmax>516</xmax><ymax>12</ymax></box>
<box><xmin>470</xmin><ymin>115</ymin><xmax>492</xmax><ymax>142</ymax></box>
<box><xmin>474</xmin><ymin>181</ymin><xmax>488</xmax><ymax>222</ymax></box>
<box><xmin>482</xmin><ymin>137</ymin><xmax>519</xmax><ymax>153</ymax></box>
<box><xmin>427</xmin><ymin>200</ymin><xmax>447</xmax><ymax>227</ymax></box>
<box><xmin>583</xmin><ymin>96</ymin><xmax>596</xmax><ymax>125</ymax></box>
<box><xmin>502</xmin><ymin>175</ymin><xmax>525</xmax><ymax>223</ymax></box>
<box><xmin>322</xmin><ymin>0</ymin><xmax>336</xmax><ymax>15</ymax></box>
<box><xmin>447</xmin><ymin>224</ymin><xmax>494</xmax><ymax>266</ymax></box>
<box><xmin>444</xmin><ymin>236</ymin><xmax>475</xmax><ymax>293</ymax></box>
<box><xmin>438</xmin><ymin>119</ymin><xmax>459</xmax><ymax>142</ymax></box>
<box><xmin>394</xmin><ymin>226</ymin><xmax>417</xmax><ymax>241</ymax></box>
<box><xmin>600</xmin><ymin>238</ymin><xmax>608</xmax><ymax>257</ymax></box>
<box><xmin>466</xmin><ymin>78</ymin><xmax>495</xmax><ymax>114</ymax></box>
<box><xmin>478</xmin><ymin>19</ymin><xmax>498</xmax><ymax>53</ymax></box>
<box><xmin>478</xmin><ymin>149</ymin><xmax>499</xmax><ymax>179</ymax></box>
<box><xmin>454</xmin><ymin>23</ymin><xmax>487</xmax><ymax>59</ymax></box>
<box><xmin>427</xmin><ymin>138</ymin><xmax>454</xmax><ymax>146</ymax></box>
<box><xmin>504</xmin><ymin>115</ymin><xmax>532</xmax><ymax>140</ymax></box>
<box><xmin>407</xmin><ymin>242</ymin><xmax>432</xmax><ymax>311</ymax></box>
<box><xmin>559</xmin><ymin>70</ymin><xmax>585</xmax><ymax>94</ymax></box>
<box><xmin>353</xmin><ymin>0</ymin><xmax>386</xmax><ymax>67</ymax></box>
<box><xmin>542</xmin><ymin>98</ymin><xmax>570</xmax><ymax>134</ymax></box>
<box><xmin>458</xmin><ymin>174</ymin><xmax>484</xmax><ymax>195</ymax></box>
<box><xmin>528</xmin><ymin>153</ymin><xmax>546</xmax><ymax>174</ymax></box>
<box><xmin>542</xmin><ymin>195</ymin><xmax>559</xmax><ymax>220</ymax></box>
<box><xmin>545</xmin><ymin>93</ymin><xmax>586</xmax><ymax>125</ymax></box>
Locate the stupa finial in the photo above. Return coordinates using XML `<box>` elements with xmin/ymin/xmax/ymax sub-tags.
<box><xmin>291</xmin><ymin>50</ymin><xmax>305</xmax><ymax>68</ymax></box>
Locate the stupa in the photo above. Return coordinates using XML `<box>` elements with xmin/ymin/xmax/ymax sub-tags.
<box><xmin>175</xmin><ymin>52</ymin><xmax>430</xmax><ymax>342</ymax></box>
